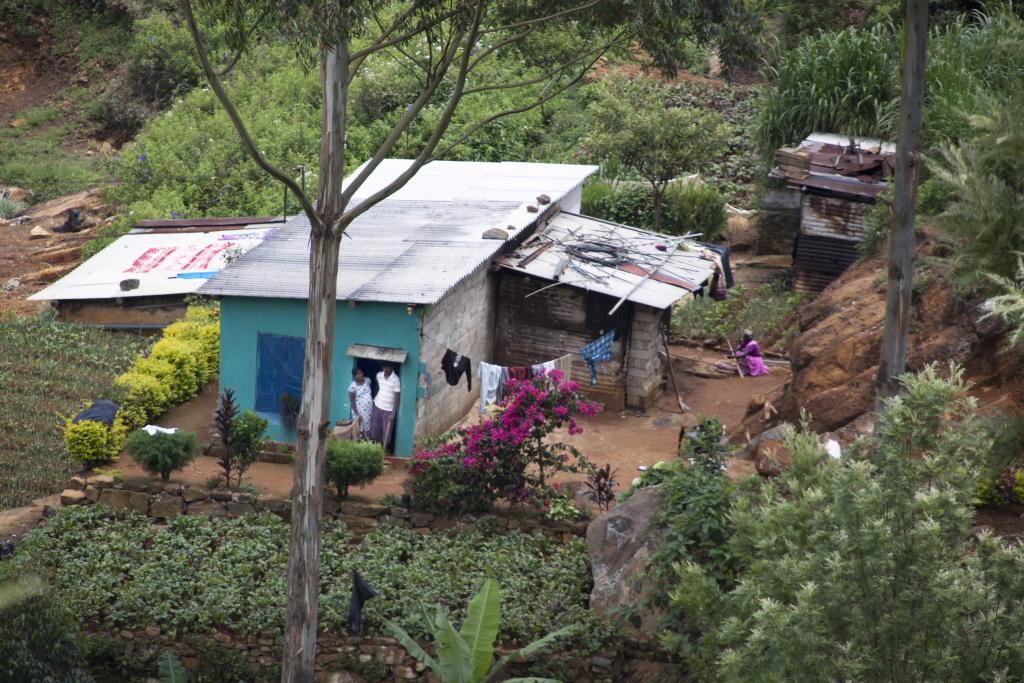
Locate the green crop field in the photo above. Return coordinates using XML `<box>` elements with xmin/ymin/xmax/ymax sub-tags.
<box><xmin>0</xmin><ymin>315</ymin><xmax>147</xmax><ymax>510</ymax></box>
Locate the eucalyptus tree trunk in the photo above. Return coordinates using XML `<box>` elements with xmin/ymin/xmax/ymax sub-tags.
<box><xmin>875</xmin><ymin>0</ymin><xmax>927</xmax><ymax>407</ymax></box>
<box><xmin>282</xmin><ymin>44</ymin><xmax>348</xmax><ymax>683</ymax></box>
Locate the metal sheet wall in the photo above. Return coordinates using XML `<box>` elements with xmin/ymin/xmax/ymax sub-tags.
<box><xmin>800</xmin><ymin>194</ymin><xmax>872</xmax><ymax>242</ymax></box>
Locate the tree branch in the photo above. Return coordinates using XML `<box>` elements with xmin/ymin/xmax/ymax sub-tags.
<box><xmin>216</xmin><ymin>4</ymin><xmax>272</xmax><ymax>78</ymax></box>
<box><xmin>431</xmin><ymin>35</ymin><xmax>625</xmax><ymax>160</ymax></box>
<box><xmin>338</xmin><ymin>23</ymin><xmax>468</xmax><ymax>211</ymax></box>
<box><xmin>348</xmin><ymin>6</ymin><xmax>457</xmax><ymax>63</ymax></box>
<box><xmin>181</xmin><ymin>0</ymin><xmax>319</xmax><ymax>229</ymax></box>
<box><xmin>479</xmin><ymin>0</ymin><xmax>603</xmax><ymax>36</ymax></box>
<box><xmin>334</xmin><ymin>3</ymin><xmax>485</xmax><ymax>233</ymax></box>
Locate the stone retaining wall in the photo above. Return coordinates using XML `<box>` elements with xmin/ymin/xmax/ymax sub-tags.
<box><xmin>59</xmin><ymin>475</ymin><xmax>589</xmax><ymax>542</ymax></box>
<box><xmin>85</xmin><ymin>626</ymin><xmax>673</xmax><ymax>683</ymax></box>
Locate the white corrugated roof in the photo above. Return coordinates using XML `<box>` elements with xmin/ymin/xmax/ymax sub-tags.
<box><xmin>30</xmin><ymin>225</ymin><xmax>276</xmax><ymax>302</ymax></box>
<box><xmin>495</xmin><ymin>212</ymin><xmax>719</xmax><ymax>310</ymax></box>
<box><xmin>200</xmin><ymin>159</ymin><xmax>597</xmax><ymax>304</ymax></box>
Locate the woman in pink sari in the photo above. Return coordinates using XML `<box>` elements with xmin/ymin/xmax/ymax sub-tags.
<box><xmin>731</xmin><ymin>330</ymin><xmax>769</xmax><ymax>377</ymax></box>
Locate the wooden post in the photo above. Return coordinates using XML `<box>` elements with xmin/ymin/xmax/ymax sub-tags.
<box><xmin>663</xmin><ymin>334</ymin><xmax>689</xmax><ymax>413</ymax></box>
<box><xmin>875</xmin><ymin>0</ymin><xmax>928</xmax><ymax>407</ymax></box>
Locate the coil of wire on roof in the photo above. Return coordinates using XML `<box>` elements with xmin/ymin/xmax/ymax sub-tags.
<box><xmin>564</xmin><ymin>241</ymin><xmax>626</xmax><ymax>267</ymax></box>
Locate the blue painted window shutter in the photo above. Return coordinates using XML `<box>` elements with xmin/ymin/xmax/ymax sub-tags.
<box><xmin>255</xmin><ymin>333</ymin><xmax>305</xmax><ymax>414</ymax></box>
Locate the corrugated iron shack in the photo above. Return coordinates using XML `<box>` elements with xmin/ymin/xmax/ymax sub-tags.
<box><xmin>30</xmin><ymin>216</ymin><xmax>281</xmax><ymax>327</ymax></box>
<box><xmin>494</xmin><ymin>213</ymin><xmax>720</xmax><ymax>412</ymax></box>
<box><xmin>770</xmin><ymin>133</ymin><xmax>895</xmax><ymax>293</ymax></box>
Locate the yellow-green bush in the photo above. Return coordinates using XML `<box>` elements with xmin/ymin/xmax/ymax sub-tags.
<box><xmin>110</xmin><ymin>305</ymin><xmax>220</xmax><ymax>430</ymax></box>
<box><xmin>113</xmin><ymin>371</ymin><xmax>171</xmax><ymax>430</ymax></box>
<box><xmin>63</xmin><ymin>416</ymin><xmax>127</xmax><ymax>468</ymax></box>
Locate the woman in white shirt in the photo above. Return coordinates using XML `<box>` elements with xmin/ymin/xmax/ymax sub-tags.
<box><xmin>348</xmin><ymin>367</ymin><xmax>373</xmax><ymax>440</ymax></box>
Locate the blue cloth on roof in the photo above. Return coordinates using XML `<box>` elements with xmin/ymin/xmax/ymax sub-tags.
<box><xmin>580</xmin><ymin>330</ymin><xmax>616</xmax><ymax>387</ymax></box>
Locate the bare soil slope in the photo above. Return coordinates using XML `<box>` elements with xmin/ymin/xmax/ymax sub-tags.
<box><xmin>741</xmin><ymin>229</ymin><xmax>1024</xmax><ymax>440</ymax></box>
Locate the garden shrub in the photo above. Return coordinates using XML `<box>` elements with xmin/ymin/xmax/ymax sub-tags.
<box><xmin>0</xmin><ymin>576</ymin><xmax>89</xmax><ymax>683</ymax></box>
<box><xmin>664</xmin><ymin>365</ymin><xmax>1024</xmax><ymax>680</ymax></box>
<box><xmin>231</xmin><ymin>410</ymin><xmax>269</xmax><ymax>486</ymax></box>
<box><xmin>663</xmin><ymin>182</ymin><xmax>726</xmax><ymax>240</ymax></box>
<box><xmin>149</xmin><ymin>337</ymin><xmax>203</xmax><ymax>402</ymax></box>
<box><xmin>124</xmin><ymin>429</ymin><xmax>197</xmax><ymax>481</ymax></box>
<box><xmin>5</xmin><ymin>506</ymin><xmax>604</xmax><ymax>651</ymax></box>
<box><xmin>325</xmin><ymin>439</ymin><xmax>385</xmax><ymax>499</ymax></box>
<box><xmin>977</xmin><ymin>467</ymin><xmax>1024</xmax><ymax>507</ymax></box>
<box><xmin>581</xmin><ymin>180</ymin><xmax>655</xmax><ymax>229</ymax></box>
<box><xmin>63</xmin><ymin>415</ymin><xmax>127</xmax><ymax>468</ymax></box>
<box><xmin>113</xmin><ymin>370</ymin><xmax>171</xmax><ymax>429</ymax></box>
<box><xmin>407</xmin><ymin>371</ymin><xmax>597</xmax><ymax>516</ymax></box>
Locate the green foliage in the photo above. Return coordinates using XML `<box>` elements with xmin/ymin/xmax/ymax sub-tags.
<box><xmin>0</xmin><ymin>313</ymin><xmax>149</xmax><ymax>525</ymax></box>
<box><xmin>672</xmin><ymin>281</ymin><xmax>803</xmax><ymax>353</ymax></box>
<box><xmin>6</xmin><ymin>506</ymin><xmax>602</xmax><ymax>651</ymax></box>
<box><xmin>0</xmin><ymin>191</ymin><xmax>26</xmax><ymax>219</ymax></box>
<box><xmin>930</xmin><ymin>94</ymin><xmax>1024</xmax><ymax>285</ymax></box>
<box><xmin>63</xmin><ymin>415</ymin><xmax>128</xmax><ymax>468</ymax></box>
<box><xmin>232</xmin><ymin>410</ymin><xmax>269</xmax><ymax>485</ymax></box>
<box><xmin>976</xmin><ymin>467</ymin><xmax>1024</xmax><ymax>506</ymax></box>
<box><xmin>665</xmin><ymin>183</ymin><xmax>726</xmax><ymax>240</ymax></box>
<box><xmin>124</xmin><ymin>428</ymin><xmax>197</xmax><ymax>481</ymax></box>
<box><xmin>757</xmin><ymin>24</ymin><xmax>900</xmax><ymax>154</ymax></box>
<box><xmin>385</xmin><ymin>578</ymin><xmax>576</xmax><ymax>683</ymax></box>
<box><xmin>157</xmin><ymin>651</ymin><xmax>187</xmax><ymax>683</ymax></box>
<box><xmin>544</xmin><ymin>495</ymin><xmax>583</xmax><ymax>522</ymax></box>
<box><xmin>0</xmin><ymin>575</ymin><xmax>89</xmax><ymax>683</ymax></box>
<box><xmin>584</xmin><ymin>77</ymin><xmax>731</xmax><ymax>231</ymax></box>
<box><xmin>113</xmin><ymin>305</ymin><xmax>219</xmax><ymax>428</ymax></box>
<box><xmin>858</xmin><ymin>188</ymin><xmax>892</xmax><ymax>258</ymax></box>
<box><xmin>665</xmin><ymin>365</ymin><xmax>1024</xmax><ymax>680</ymax></box>
<box><xmin>326</xmin><ymin>438</ymin><xmax>385</xmax><ymax>499</ymax></box>
<box><xmin>915</xmin><ymin>177</ymin><xmax>952</xmax><ymax>216</ymax></box>
<box><xmin>983</xmin><ymin>255</ymin><xmax>1024</xmax><ymax>349</ymax></box>
<box><xmin>759</xmin><ymin>6</ymin><xmax>1024</xmax><ymax>154</ymax></box>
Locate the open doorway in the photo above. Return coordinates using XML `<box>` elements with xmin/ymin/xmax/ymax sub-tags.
<box><xmin>351</xmin><ymin>357</ymin><xmax>400</xmax><ymax>454</ymax></box>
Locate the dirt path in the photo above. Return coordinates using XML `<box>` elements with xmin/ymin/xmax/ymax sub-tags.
<box><xmin>113</xmin><ymin>355</ymin><xmax>790</xmax><ymax>503</ymax></box>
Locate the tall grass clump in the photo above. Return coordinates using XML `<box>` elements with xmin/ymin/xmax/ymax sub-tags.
<box><xmin>759</xmin><ymin>5</ymin><xmax>1024</xmax><ymax>152</ymax></box>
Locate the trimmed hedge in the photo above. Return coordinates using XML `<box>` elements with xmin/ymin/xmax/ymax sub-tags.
<box><xmin>113</xmin><ymin>305</ymin><xmax>220</xmax><ymax>430</ymax></box>
<box><xmin>64</xmin><ymin>416</ymin><xmax>127</xmax><ymax>469</ymax></box>
<box><xmin>61</xmin><ymin>305</ymin><xmax>220</xmax><ymax>466</ymax></box>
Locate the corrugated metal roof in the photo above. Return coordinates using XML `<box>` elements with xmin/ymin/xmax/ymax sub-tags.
<box><xmin>770</xmin><ymin>132</ymin><xmax>894</xmax><ymax>200</ymax></box>
<box><xmin>200</xmin><ymin>159</ymin><xmax>597</xmax><ymax>304</ymax></box>
<box><xmin>495</xmin><ymin>212</ymin><xmax>719</xmax><ymax>310</ymax></box>
<box><xmin>29</xmin><ymin>224</ymin><xmax>277</xmax><ymax>302</ymax></box>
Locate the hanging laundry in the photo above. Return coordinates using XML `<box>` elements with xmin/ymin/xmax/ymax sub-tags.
<box><xmin>531</xmin><ymin>359</ymin><xmax>556</xmax><ymax>377</ymax></box>
<box><xmin>440</xmin><ymin>349</ymin><xmax>472</xmax><ymax>391</ymax></box>
<box><xmin>507</xmin><ymin>366</ymin><xmax>532</xmax><ymax>382</ymax></box>
<box><xmin>347</xmin><ymin>570</ymin><xmax>377</xmax><ymax>635</ymax></box>
<box><xmin>554</xmin><ymin>354</ymin><xmax>573</xmax><ymax>381</ymax></box>
<box><xmin>580</xmin><ymin>330</ymin><xmax>616</xmax><ymax>387</ymax></box>
<box><xmin>478</xmin><ymin>362</ymin><xmax>508</xmax><ymax>413</ymax></box>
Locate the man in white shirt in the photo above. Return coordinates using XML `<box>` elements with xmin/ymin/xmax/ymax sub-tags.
<box><xmin>371</xmin><ymin>363</ymin><xmax>401</xmax><ymax>453</ymax></box>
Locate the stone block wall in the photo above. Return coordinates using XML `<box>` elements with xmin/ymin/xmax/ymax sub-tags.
<box><xmin>416</xmin><ymin>264</ymin><xmax>496</xmax><ymax>442</ymax></box>
<box><xmin>84</xmin><ymin>627</ymin><xmax>672</xmax><ymax>683</ymax></box>
<box><xmin>625</xmin><ymin>304</ymin><xmax>668</xmax><ymax>410</ymax></box>
<box><xmin>60</xmin><ymin>475</ymin><xmax>589</xmax><ymax>544</ymax></box>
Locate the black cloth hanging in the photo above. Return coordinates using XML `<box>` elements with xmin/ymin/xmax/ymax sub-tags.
<box><xmin>697</xmin><ymin>242</ymin><xmax>734</xmax><ymax>288</ymax></box>
<box><xmin>72</xmin><ymin>399</ymin><xmax>119</xmax><ymax>426</ymax></box>
<box><xmin>348</xmin><ymin>570</ymin><xmax>377</xmax><ymax>635</ymax></box>
<box><xmin>440</xmin><ymin>349</ymin><xmax>472</xmax><ymax>392</ymax></box>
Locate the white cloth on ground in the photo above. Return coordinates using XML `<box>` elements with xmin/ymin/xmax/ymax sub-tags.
<box><xmin>142</xmin><ymin>425</ymin><xmax>177</xmax><ymax>436</ymax></box>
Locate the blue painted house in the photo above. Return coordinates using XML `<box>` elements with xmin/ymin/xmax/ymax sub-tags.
<box><xmin>200</xmin><ymin>160</ymin><xmax>595</xmax><ymax>456</ymax></box>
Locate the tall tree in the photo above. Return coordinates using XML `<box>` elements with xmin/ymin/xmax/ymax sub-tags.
<box><xmin>584</xmin><ymin>77</ymin><xmax>731</xmax><ymax>231</ymax></box>
<box><xmin>875</xmin><ymin>0</ymin><xmax>928</xmax><ymax>404</ymax></box>
<box><xmin>181</xmin><ymin>2</ymin><xmax>751</xmax><ymax>679</ymax></box>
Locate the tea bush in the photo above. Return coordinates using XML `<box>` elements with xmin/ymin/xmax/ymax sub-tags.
<box><xmin>3</xmin><ymin>507</ymin><xmax>604</xmax><ymax>651</ymax></box>
<box><xmin>325</xmin><ymin>439</ymin><xmax>385</xmax><ymax>499</ymax></box>
<box><xmin>0</xmin><ymin>576</ymin><xmax>90</xmax><ymax>683</ymax></box>
<box><xmin>672</xmin><ymin>282</ymin><xmax>803</xmax><ymax>353</ymax></box>
<box><xmin>124</xmin><ymin>429</ymin><xmax>197</xmax><ymax>481</ymax></box>
<box><xmin>63</xmin><ymin>416</ymin><xmax>128</xmax><ymax>468</ymax></box>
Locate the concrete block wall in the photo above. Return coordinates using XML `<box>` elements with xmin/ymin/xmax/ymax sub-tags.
<box><xmin>625</xmin><ymin>304</ymin><xmax>668</xmax><ymax>410</ymax></box>
<box><xmin>415</xmin><ymin>264</ymin><xmax>496</xmax><ymax>442</ymax></box>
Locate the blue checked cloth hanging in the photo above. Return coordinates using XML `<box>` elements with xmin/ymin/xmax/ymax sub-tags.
<box><xmin>580</xmin><ymin>330</ymin><xmax>616</xmax><ymax>387</ymax></box>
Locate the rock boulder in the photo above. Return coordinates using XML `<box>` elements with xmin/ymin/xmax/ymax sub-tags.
<box><xmin>586</xmin><ymin>485</ymin><xmax>665</xmax><ymax>632</ymax></box>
